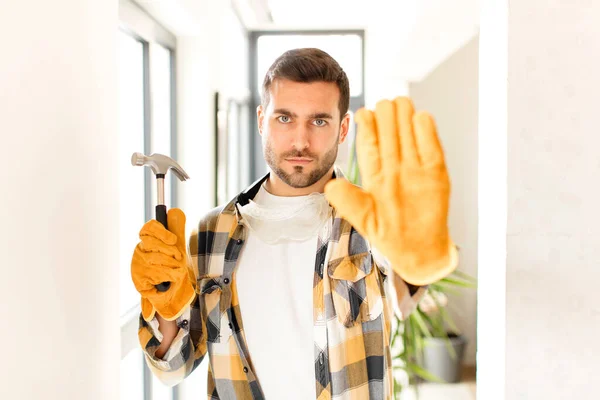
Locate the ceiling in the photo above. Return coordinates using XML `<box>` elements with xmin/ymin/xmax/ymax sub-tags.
<box><xmin>133</xmin><ymin>0</ymin><xmax>480</xmax><ymax>81</ymax></box>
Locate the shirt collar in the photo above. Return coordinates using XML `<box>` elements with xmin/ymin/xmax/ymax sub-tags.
<box><xmin>231</xmin><ymin>165</ymin><xmax>346</xmax><ymax>222</ymax></box>
<box><xmin>236</xmin><ymin>165</ymin><xmax>345</xmax><ymax>207</ymax></box>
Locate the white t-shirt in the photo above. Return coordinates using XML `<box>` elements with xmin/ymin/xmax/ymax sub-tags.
<box><xmin>235</xmin><ymin>184</ymin><xmax>327</xmax><ymax>400</ymax></box>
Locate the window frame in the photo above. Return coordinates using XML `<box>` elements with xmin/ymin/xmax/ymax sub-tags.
<box><xmin>119</xmin><ymin>1</ymin><xmax>180</xmax><ymax>399</ymax></box>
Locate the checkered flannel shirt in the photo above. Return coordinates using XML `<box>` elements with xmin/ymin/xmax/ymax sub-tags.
<box><xmin>138</xmin><ymin>166</ymin><xmax>429</xmax><ymax>399</ymax></box>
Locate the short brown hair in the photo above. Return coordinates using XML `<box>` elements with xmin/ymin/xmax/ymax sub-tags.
<box><xmin>261</xmin><ymin>48</ymin><xmax>350</xmax><ymax>119</ymax></box>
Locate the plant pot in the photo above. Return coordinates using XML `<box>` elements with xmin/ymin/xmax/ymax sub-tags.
<box><xmin>421</xmin><ymin>333</ymin><xmax>467</xmax><ymax>383</ymax></box>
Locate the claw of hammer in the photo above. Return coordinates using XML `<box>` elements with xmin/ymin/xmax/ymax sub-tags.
<box><xmin>131</xmin><ymin>152</ymin><xmax>190</xmax><ymax>182</ymax></box>
<box><xmin>131</xmin><ymin>152</ymin><xmax>190</xmax><ymax>293</ymax></box>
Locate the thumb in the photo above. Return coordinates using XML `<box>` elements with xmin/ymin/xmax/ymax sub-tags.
<box><xmin>324</xmin><ymin>179</ymin><xmax>376</xmax><ymax>238</ymax></box>
<box><xmin>167</xmin><ymin>208</ymin><xmax>187</xmax><ymax>253</ymax></box>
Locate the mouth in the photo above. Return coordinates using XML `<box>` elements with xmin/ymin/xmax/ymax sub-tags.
<box><xmin>285</xmin><ymin>158</ymin><xmax>313</xmax><ymax>165</ymax></box>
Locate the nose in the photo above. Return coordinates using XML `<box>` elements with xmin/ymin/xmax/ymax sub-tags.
<box><xmin>291</xmin><ymin>125</ymin><xmax>310</xmax><ymax>151</ymax></box>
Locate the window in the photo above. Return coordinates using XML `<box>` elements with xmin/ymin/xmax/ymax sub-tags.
<box><xmin>216</xmin><ymin>96</ymin><xmax>252</xmax><ymax>205</ymax></box>
<box><xmin>118</xmin><ymin>1</ymin><xmax>179</xmax><ymax>399</ymax></box>
<box><xmin>149</xmin><ymin>42</ymin><xmax>175</xmax><ymax>212</ymax></box>
<box><xmin>120</xmin><ymin>348</ymin><xmax>144</xmax><ymax>400</ymax></box>
<box><xmin>256</xmin><ymin>34</ymin><xmax>363</xmax><ymax>96</ymax></box>
<box><xmin>118</xmin><ymin>30</ymin><xmax>145</xmax><ymax>318</ymax></box>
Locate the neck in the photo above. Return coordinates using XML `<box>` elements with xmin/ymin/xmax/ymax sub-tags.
<box><xmin>265</xmin><ymin>167</ymin><xmax>335</xmax><ymax>197</ymax></box>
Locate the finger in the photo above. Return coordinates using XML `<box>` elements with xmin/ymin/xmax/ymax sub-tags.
<box><xmin>139</xmin><ymin>219</ymin><xmax>178</xmax><ymax>246</ymax></box>
<box><xmin>131</xmin><ymin>260</ymin><xmax>184</xmax><ymax>292</ymax></box>
<box><xmin>355</xmin><ymin>108</ymin><xmax>381</xmax><ymax>190</ymax></box>
<box><xmin>375</xmin><ymin>99</ymin><xmax>401</xmax><ymax>170</ymax></box>
<box><xmin>395</xmin><ymin>97</ymin><xmax>419</xmax><ymax>165</ymax></box>
<box><xmin>138</xmin><ymin>269</ymin><xmax>184</xmax><ymax>298</ymax></box>
<box><xmin>139</xmin><ymin>236</ymin><xmax>183</xmax><ymax>261</ymax></box>
<box><xmin>324</xmin><ymin>179</ymin><xmax>377</xmax><ymax>238</ymax></box>
<box><xmin>167</xmin><ymin>208</ymin><xmax>187</xmax><ymax>255</ymax></box>
<box><xmin>137</xmin><ymin>248</ymin><xmax>183</xmax><ymax>269</ymax></box>
<box><xmin>413</xmin><ymin>111</ymin><xmax>445</xmax><ymax>166</ymax></box>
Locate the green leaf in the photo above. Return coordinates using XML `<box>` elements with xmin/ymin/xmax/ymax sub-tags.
<box><xmin>439</xmin><ymin>276</ymin><xmax>476</xmax><ymax>289</ymax></box>
<box><xmin>390</xmin><ymin>316</ymin><xmax>403</xmax><ymax>348</ymax></box>
<box><xmin>405</xmin><ymin>362</ymin><xmax>446</xmax><ymax>383</ymax></box>
<box><xmin>439</xmin><ymin>307</ymin><xmax>459</xmax><ymax>334</ymax></box>
<box><xmin>428</xmin><ymin>284</ymin><xmax>461</xmax><ymax>296</ymax></box>
<box><xmin>410</xmin><ymin>311</ymin><xmax>432</xmax><ymax>338</ymax></box>
<box><xmin>351</xmin><ymin>156</ymin><xmax>360</xmax><ymax>185</ymax></box>
<box><xmin>429</xmin><ymin>281</ymin><xmax>458</xmax><ymax>291</ymax></box>
<box><xmin>411</xmin><ymin>318</ymin><xmax>424</xmax><ymax>373</ymax></box>
<box><xmin>431</xmin><ymin>298</ymin><xmax>459</xmax><ymax>335</ymax></box>
<box><xmin>345</xmin><ymin>137</ymin><xmax>361</xmax><ymax>186</ymax></box>
<box><xmin>393</xmin><ymin>377</ymin><xmax>402</xmax><ymax>397</ymax></box>
<box><xmin>346</xmin><ymin>139</ymin><xmax>356</xmax><ymax>178</ymax></box>
<box><xmin>418</xmin><ymin>308</ymin><xmax>446</xmax><ymax>338</ymax></box>
<box><xmin>451</xmin><ymin>270</ymin><xmax>478</xmax><ymax>284</ymax></box>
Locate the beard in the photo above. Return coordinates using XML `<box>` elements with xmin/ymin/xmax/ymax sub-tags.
<box><xmin>264</xmin><ymin>135</ymin><xmax>339</xmax><ymax>189</ymax></box>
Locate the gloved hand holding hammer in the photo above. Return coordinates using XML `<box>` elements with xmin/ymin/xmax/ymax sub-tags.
<box><xmin>130</xmin><ymin>153</ymin><xmax>196</xmax><ymax>322</ymax></box>
<box><xmin>131</xmin><ymin>208</ymin><xmax>195</xmax><ymax>321</ymax></box>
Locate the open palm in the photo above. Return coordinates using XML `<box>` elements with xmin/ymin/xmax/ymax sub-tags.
<box><xmin>325</xmin><ymin>97</ymin><xmax>457</xmax><ymax>286</ymax></box>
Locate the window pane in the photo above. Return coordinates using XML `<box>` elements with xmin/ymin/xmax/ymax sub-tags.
<box><xmin>120</xmin><ymin>348</ymin><xmax>144</xmax><ymax>400</ymax></box>
<box><xmin>256</xmin><ymin>34</ymin><xmax>363</xmax><ymax>96</ymax></box>
<box><xmin>227</xmin><ymin>102</ymin><xmax>241</xmax><ymax>198</ymax></box>
<box><xmin>149</xmin><ymin>43</ymin><xmax>173</xmax><ymax>210</ymax></box>
<box><xmin>118</xmin><ymin>31</ymin><xmax>145</xmax><ymax>316</ymax></box>
<box><xmin>152</xmin><ymin>374</ymin><xmax>173</xmax><ymax>400</ymax></box>
<box><xmin>239</xmin><ymin>103</ymin><xmax>251</xmax><ymax>188</ymax></box>
<box><xmin>179</xmin><ymin>361</ymin><xmax>209</xmax><ymax>399</ymax></box>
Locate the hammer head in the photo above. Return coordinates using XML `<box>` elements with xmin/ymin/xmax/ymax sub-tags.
<box><xmin>131</xmin><ymin>152</ymin><xmax>190</xmax><ymax>181</ymax></box>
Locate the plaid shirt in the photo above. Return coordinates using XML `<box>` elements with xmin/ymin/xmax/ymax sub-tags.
<box><xmin>138</xmin><ymin>166</ymin><xmax>428</xmax><ymax>399</ymax></box>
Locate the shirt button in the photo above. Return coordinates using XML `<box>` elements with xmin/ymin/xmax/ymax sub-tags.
<box><xmin>243</xmin><ymin>367</ymin><xmax>249</xmax><ymax>373</ymax></box>
<box><xmin>319</xmin><ymin>354</ymin><xmax>324</xmax><ymax>365</ymax></box>
<box><xmin>237</xmin><ymin>239</ymin><xmax>243</xmax><ymax>244</ymax></box>
<box><xmin>224</xmin><ymin>278</ymin><xmax>230</xmax><ymax>284</ymax></box>
<box><xmin>181</xmin><ymin>320</ymin><xmax>188</xmax><ymax>327</ymax></box>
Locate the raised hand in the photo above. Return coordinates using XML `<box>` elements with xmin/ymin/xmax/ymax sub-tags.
<box><xmin>325</xmin><ymin>97</ymin><xmax>458</xmax><ymax>285</ymax></box>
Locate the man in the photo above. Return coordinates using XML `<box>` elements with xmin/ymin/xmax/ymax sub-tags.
<box><xmin>131</xmin><ymin>48</ymin><xmax>458</xmax><ymax>399</ymax></box>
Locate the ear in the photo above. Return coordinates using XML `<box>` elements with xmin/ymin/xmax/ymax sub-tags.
<box><xmin>338</xmin><ymin>112</ymin><xmax>351</xmax><ymax>144</ymax></box>
<box><xmin>257</xmin><ymin>105</ymin><xmax>264</xmax><ymax>136</ymax></box>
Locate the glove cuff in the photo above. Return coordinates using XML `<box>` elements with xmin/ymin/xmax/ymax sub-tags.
<box><xmin>391</xmin><ymin>239</ymin><xmax>459</xmax><ymax>286</ymax></box>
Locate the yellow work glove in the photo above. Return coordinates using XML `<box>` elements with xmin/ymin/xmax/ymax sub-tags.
<box><xmin>131</xmin><ymin>208</ymin><xmax>196</xmax><ymax>321</ymax></box>
<box><xmin>325</xmin><ymin>97</ymin><xmax>458</xmax><ymax>286</ymax></box>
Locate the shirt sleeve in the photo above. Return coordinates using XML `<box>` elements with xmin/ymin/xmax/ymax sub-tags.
<box><xmin>371</xmin><ymin>246</ymin><xmax>428</xmax><ymax>321</ymax></box>
<box><xmin>137</xmin><ymin>294</ymin><xmax>208</xmax><ymax>387</ymax></box>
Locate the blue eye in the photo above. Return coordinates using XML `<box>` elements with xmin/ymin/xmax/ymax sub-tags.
<box><xmin>313</xmin><ymin>119</ymin><xmax>327</xmax><ymax>127</ymax></box>
<box><xmin>277</xmin><ymin>115</ymin><xmax>291</xmax><ymax>123</ymax></box>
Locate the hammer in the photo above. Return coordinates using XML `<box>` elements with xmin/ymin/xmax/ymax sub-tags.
<box><xmin>131</xmin><ymin>152</ymin><xmax>190</xmax><ymax>292</ymax></box>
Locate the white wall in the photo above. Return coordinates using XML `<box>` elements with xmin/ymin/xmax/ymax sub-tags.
<box><xmin>176</xmin><ymin>2</ymin><xmax>250</xmax><ymax>240</ymax></box>
<box><xmin>364</xmin><ymin>28</ymin><xmax>410</xmax><ymax>108</ymax></box>
<box><xmin>478</xmin><ymin>1</ymin><xmax>600</xmax><ymax>398</ymax></box>
<box><xmin>408</xmin><ymin>35</ymin><xmax>479</xmax><ymax>367</ymax></box>
<box><xmin>176</xmin><ymin>36</ymin><xmax>219</xmax><ymax>233</ymax></box>
<box><xmin>477</xmin><ymin>0</ymin><xmax>507</xmax><ymax>397</ymax></box>
<box><xmin>505</xmin><ymin>1</ymin><xmax>600</xmax><ymax>398</ymax></box>
<box><xmin>0</xmin><ymin>1</ymin><xmax>120</xmax><ymax>399</ymax></box>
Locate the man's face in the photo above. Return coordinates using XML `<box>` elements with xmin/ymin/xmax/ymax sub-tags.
<box><xmin>257</xmin><ymin>79</ymin><xmax>350</xmax><ymax>189</ymax></box>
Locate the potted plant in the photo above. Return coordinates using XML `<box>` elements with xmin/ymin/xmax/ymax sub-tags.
<box><xmin>344</xmin><ymin>135</ymin><xmax>476</xmax><ymax>399</ymax></box>
<box><xmin>392</xmin><ymin>272</ymin><xmax>476</xmax><ymax>398</ymax></box>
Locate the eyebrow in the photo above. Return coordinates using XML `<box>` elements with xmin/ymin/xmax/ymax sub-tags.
<box><xmin>273</xmin><ymin>108</ymin><xmax>334</xmax><ymax>120</ymax></box>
